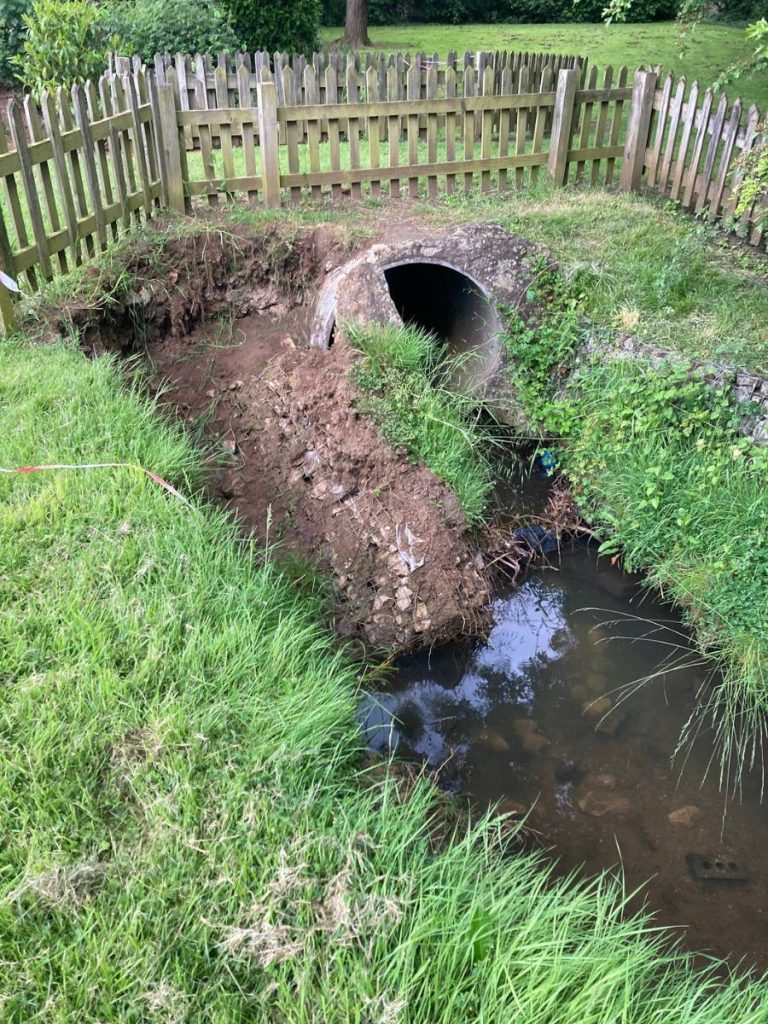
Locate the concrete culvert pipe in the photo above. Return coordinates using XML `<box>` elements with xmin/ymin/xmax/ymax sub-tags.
<box><xmin>308</xmin><ymin>223</ymin><xmax>545</xmax><ymax>419</ymax></box>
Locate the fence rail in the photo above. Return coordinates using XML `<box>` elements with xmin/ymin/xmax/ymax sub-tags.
<box><xmin>0</xmin><ymin>50</ymin><xmax>765</xmax><ymax>333</ymax></box>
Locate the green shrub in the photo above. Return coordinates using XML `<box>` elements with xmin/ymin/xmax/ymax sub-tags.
<box><xmin>0</xmin><ymin>0</ymin><xmax>29</xmax><ymax>85</ymax></box>
<box><xmin>105</xmin><ymin>0</ymin><xmax>239</xmax><ymax>62</ymax></box>
<box><xmin>223</xmin><ymin>0</ymin><xmax>320</xmax><ymax>53</ymax></box>
<box><xmin>12</xmin><ymin>0</ymin><xmax>118</xmax><ymax>93</ymax></box>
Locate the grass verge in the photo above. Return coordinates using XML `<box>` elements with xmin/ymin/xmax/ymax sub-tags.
<box><xmin>2</xmin><ymin>337</ymin><xmax>767</xmax><ymax>1018</ymax></box>
<box><xmin>320</xmin><ymin>21</ymin><xmax>768</xmax><ymax>110</ymax></box>
<box><xmin>425</xmin><ymin>185</ymin><xmax>768</xmax><ymax>373</ymax></box>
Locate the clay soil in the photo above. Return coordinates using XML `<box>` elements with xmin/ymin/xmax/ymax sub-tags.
<box><xmin>147</xmin><ymin>314</ymin><xmax>492</xmax><ymax>651</ymax></box>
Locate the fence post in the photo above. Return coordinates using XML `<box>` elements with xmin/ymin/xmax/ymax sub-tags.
<box><xmin>620</xmin><ymin>69</ymin><xmax>658</xmax><ymax>193</ymax></box>
<box><xmin>156</xmin><ymin>83</ymin><xmax>187</xmax><ymax>213</ymax></box>
<box><xmin>257</xmin><ymin>80</ymin><xmax>281</xmax><ymax>208</ymax></box>
<box><xmin>548</xmin><ymin>68</ymin><xmax>578</xmax><ymax>187</ymax></box>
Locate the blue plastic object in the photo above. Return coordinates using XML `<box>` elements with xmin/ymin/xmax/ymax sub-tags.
<box><xmin>539</xmin><ymin>449</ymin><xmax>557</xmax><ymax>476</ymax></box>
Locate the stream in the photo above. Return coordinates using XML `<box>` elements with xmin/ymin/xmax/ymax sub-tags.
<box><xmin>360</xmin><ymin>473</ymin><xmax>768</xmax><ymax>971</ymax></box>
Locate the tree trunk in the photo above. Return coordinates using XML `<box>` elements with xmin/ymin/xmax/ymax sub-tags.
<box><xmin>343</xmin><ymin>0</ymin><xmax>371</xmax><ymax>47</ymax></box>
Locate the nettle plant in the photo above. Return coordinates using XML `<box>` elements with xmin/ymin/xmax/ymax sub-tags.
<box><xmin>499</xmin><ymin>256</ymin><xmax>585</xmax><ymax>436</ymax></box>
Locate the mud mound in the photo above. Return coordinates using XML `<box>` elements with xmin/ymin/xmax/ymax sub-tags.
<box><xmin>27</xmin><ymin>220</ymin><xmax>351</xmax><ymax>354</ymax></box>
<box><xmin>242</xmin><ymin>339</ymin><xmax>490</xmax><ymax>650</ymax></box>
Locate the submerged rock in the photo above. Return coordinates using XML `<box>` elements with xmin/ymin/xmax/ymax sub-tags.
<box><xmin>668</xmin><ymin>805</ymin><xmax>702</xmax><ymax>828</ymax></box>
<box><xmin>512</xmin><ymin>718</ymin><xmax>550</xmax><ymax>754</ymax></box>
<box><xmin>578</xmin><ymin>790</ymin><xmax>631</xmax><ymax>817</ymax></box>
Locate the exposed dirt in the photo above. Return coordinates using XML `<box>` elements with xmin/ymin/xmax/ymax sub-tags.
<box><xmin>28</xmin><ymin>214</ymin><xmax>535</xmax><ymax>652</ymax></box>
<box><xmin>33</xmin><ymin>221</ymin><xmax>353</xmax><ymax>355</ymax></box>
<box><xmin>148</xmin><ymin>315</ymin><xmax>491</xmax><ymax>651</ymax></box>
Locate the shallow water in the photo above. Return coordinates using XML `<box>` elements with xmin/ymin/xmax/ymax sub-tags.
<box><xmin>361</xmin><ymin>527</ymin><xmax>768</xmax><ymax>970</ymax></box>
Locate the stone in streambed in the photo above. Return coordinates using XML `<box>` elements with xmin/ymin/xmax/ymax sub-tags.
<box><xmin>668</xmin><ymin>805</ymin><xmax>701</xmax><ymax>828</ymax></box>
<box><xmin>578</xmin><ymin>790</ymin><xmax>631</xmax><ymax>817</ymax></box>
<box><xmin>475</xmin><ymin>727</ymin><xmax>510</xmax><ymax>753</ymax></box>
<box><xmin>512</xmin><ymin>718</ymin><xmax>550</xmax><ymax>754</ymax></box>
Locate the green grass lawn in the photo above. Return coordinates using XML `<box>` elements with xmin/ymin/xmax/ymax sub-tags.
<box><xmin>321</xmin><ymin>21</ymin><xmax>768</xmax><ymax>110</ymax></box>
<box><xmin>4</xmin><ymin>336</ymin><xmax>768</xmax><ymax>1018</ymax></box>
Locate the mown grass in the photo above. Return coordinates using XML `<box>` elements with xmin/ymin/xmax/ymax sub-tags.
<box><xmin>320</xmin><ymin>21</ymin><xmax>768</xmax><ymax>110</ymax></box>
<box><xmin>422</xmin><ymin>184</ymin><xmax>768</xmax><ymax>372</ymax></box>
<box><xmin>3</xmin><ymin>334</ymin><xmax>768</xmax><ymax>1018</ymax></box>
<box><xmin>347</xmin><ymin>320</ymin><xmax>498</xmax><ymax>523</ymax></box>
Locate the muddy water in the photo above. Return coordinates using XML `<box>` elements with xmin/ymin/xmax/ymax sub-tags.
<box><xmin>361</xmin><ymin>516</ymin><xmax>768</xmax><ymax>970</ymax></box>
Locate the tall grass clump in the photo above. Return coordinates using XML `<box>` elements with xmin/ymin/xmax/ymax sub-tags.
<box><xmin>346</xmin><ymin>320</ymin><xmax>497</xmax><ymax>525</ymax></box>
<box><xmin>2</xmin><ymin>336</ymin><xmax>768</xmax><ymax>1019</ymax></box>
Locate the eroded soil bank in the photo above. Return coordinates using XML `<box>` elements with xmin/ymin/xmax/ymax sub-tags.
<box><xmin>153</xmin><ymin>322</ymin><xmax>492</xmax><ymax>649</ymax></box>
<box><xmin>32</xmin><ymin>218</ymin><xmax>531</xmax><ymax>652</ymax></box>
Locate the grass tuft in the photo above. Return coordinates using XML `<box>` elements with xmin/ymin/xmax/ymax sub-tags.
<box><xmin>346</xmin><ymin>320</ymin><xmax>498</xmax><ymax>524</ymax></box>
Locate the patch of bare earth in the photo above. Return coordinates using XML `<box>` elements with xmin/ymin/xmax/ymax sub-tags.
<box><xmin>150</xmin><ymin>320</ymin><xmax>491</xmax><ymax>651</ymax></box>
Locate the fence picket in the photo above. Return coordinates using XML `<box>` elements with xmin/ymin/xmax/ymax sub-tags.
<box><xmin>590</xmin><ymin>65</ymin><xmax>612</xmax><ymax>185</ymax></box>
<box><xmin>530</xmin><ymin>65</ymin><xmax>552</xmax><ymax>186</ymax></box>
<box><xmin>426</xmin><ymin>64</ymin><xmax>438</xmax><ymax>198</ymax></box>
<box><xmin>215</xmin><ymin>66</ymin><xmax>235</xmax><ymax>198</ymax></box>
<box><xmin>24</xmin><ymin>95</ymin><xmax>68</xmax><ymax>270</ymax></box>
<box><xmin>498</xmin><ymin>67</ymin><xmax>512</xmax><ymax>192</ymax></box>
<box><xmin>366</xmin><ymin>67</ymin><xmax>381</xmax><ymax>198</ymax></box>
<box><xmin>8</xmin><ymin>101</ymin><xmax>51</xmax><ymax>280</ymax></box>
<box><xmin>658</xmin><ymin>74</ymin><xmax>685</xmax><ymax>193</ymax></box>
<box><xmin>387</xmin><ymin>65</ymin><xmax>401</xmax><ymax>199</ymax></box>
<box><xmin>238</xmin><ymin>64</ymin><xmax>259</xmax><ymax>203</ymax></box>
<box><xmin>515</xmin><ymin>64</ymin><xmax>529</xmax><ymax>190</ymax></box>
<box><xmin>304</xmin><ymin>66</ymin><xmax>322</xmax><ymax>201</ymax></box>
<box><xmin>463</xmin><ymin>68</ymin><xmax>476</xmax><ymax>192</ymax></box>
<box><xmin>407</xmin><ymin>62</ymin><xmax>421</xmax><ymax>197</ymax></box>
<box><xmin>670</xmin><ymin>80</ymin><xmax>698</xmax><ymax>201</ymax></box>
<box><xmin>710</xmin><ymin>98</ymin><xmax>741</xmax><ymax>220</ymax></box>
<box><xmin>324</xmin><ymin>66</ymin><xmax>342</xmax><ymax>199</ymax></box>
<box><xmin>347</xmin><ymin>61</ymin><xmax>363</xmax><ymax>201</ymax></box>
<box><xmin>683</xmin><ymin>87</ymin><xmax>714</xmax><ymax>209</ymax></box>
<box><xmin>647</xmin><ymin>71</ymin><xmax>673</xmax><ymax>187</ymax></box>
<box><xmin>605</xmin><ymin>66</ymin><xmax>627</xmax><ymax>185</ymax></box>
<box><xmin>72</xmin><ymin>85</ymin><xmax>107</xmax><ymax>251</ymax></box>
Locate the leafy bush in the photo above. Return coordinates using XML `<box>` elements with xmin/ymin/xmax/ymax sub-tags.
<box><xmin>105</xmin><ymin>0</ymin><xmax>239</xmax><ymax>62</ymax></box>
<box><xmin>223</xmin><ymin>0</ymin><xmax>320</xmax><ymax>53</ymax></box>
<box><xmin>0</xmin><ymin>0</ymin><xmax>29</xmax><ymax>85</ymax></box>
<box><xmin>12</xmin><ymin>0</ymin><xmax>118</xmax><ymax>93</ymax></box>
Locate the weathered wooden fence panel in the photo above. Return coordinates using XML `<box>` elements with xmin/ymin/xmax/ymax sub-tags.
<box><xmin>643</xmin><ymin>69</ymin><xmax>765</xmax><ymax>245</ymax></box>
<box><xmin>0</xmin><ymin>68</ymin><xmax>164</xmax><ymax>305</ymax></box>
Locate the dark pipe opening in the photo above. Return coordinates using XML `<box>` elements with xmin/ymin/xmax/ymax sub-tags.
<box><xmin>383</xmin><ymin>262</ymin><xmax>496</xmax><ymax>359</ymax></box>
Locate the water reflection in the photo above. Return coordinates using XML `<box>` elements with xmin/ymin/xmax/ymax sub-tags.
<box><xmin>360</xmin><ymin>545</ymin><xmax>768</xmax><ymax>970</ymax></box>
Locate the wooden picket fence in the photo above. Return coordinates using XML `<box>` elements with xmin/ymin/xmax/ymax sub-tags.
<box><xmin>115</xmin><ymin>48</ymin><xmax>586</xmax><ymax>153</ymax></box>
<box><xmin>644</xmin><ymin>70</ymin><xmax>765</xmax><ymax>247</ymax></box>
<box><xmin>0</xmin><ymin>52</ymin><xmax>766</xmax><ymax>334</ymax></box>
